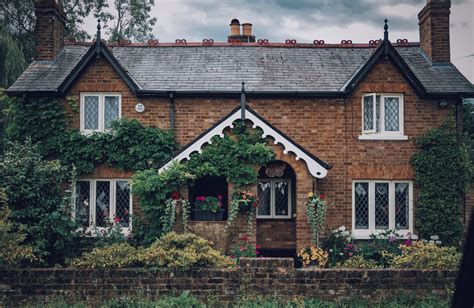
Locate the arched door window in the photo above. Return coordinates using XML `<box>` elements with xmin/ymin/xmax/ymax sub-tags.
<box><xmin>257</xmin><ymin>161</ymin><xmax>295</xmax><ymax>219</ymax></box>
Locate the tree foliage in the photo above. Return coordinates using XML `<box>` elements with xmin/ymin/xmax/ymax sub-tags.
<box><xmin>0</xmin><ymin>30</ymin><xmax>28</xmax><ymax>88</ymax></box>
<box><xmin>412</xmin><ymin>122</ymin><xmax>471</xmax><ymax>246</ymax></box>
<box><xmin>0</xmin><ymin>140</ymin><xmax>78</xmax><ymax>264</ymax></box>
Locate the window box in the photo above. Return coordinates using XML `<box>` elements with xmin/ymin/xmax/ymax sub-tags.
<box><xmin>192</xmin><ymin>209</ymin><xmax>225</xmax><ymax>221</ymax></box>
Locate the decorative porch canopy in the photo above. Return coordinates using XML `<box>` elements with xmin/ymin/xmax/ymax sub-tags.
<box><xmin>158</xmin><ymin>104</ymin><xmax>331</xmax><ymax>178</ymax></box>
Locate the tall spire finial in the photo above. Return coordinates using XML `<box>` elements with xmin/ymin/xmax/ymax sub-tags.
<box><xmin>96</xmin><ymin>19</ymin><xmax>101</xmax><ymax>41</ymax></box>
<box><xmin>384</xmin><ymin>18</ymin><xmax>389</xmax><ymax>41</ymax></box>
<box><xmin>240</xmin><ymin>81</ymin><xmax>246</xmax><ymax>120</ymax></box>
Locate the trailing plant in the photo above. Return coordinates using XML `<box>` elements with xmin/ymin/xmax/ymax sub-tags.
<box><xmin>0</xmin><ymin>140</ymin><xmax>78</xmax><ymax>265</ymax></box>
<box><xmin>411</xmin><ymin>122</ymin><xmax>471</xmax><ymax>246</ymax></box>
<box><xmin>161</xmin><ymin>198</ymin><xmax>191</xmax><ymax>234</ymax></box>
<box><xmin>305</xmin><ymin>192</ymin><xmax>328</xmax><ymax>247</ymax></box>
<box><xmin>227</xmin><ymin>190</ymin><xmax>258</xmax><ymax>234</ymax></box>
<box><xmin>0</xmin><ymin>190</ymin><xmax>38</xmax><ymax>267</ymax></box>
<box><xmin>230</xmin><ymin>235</ymin><xmax>261</xmax><ymax>263</ymax></box>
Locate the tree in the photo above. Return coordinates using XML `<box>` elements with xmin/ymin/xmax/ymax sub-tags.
<box><xmin>106</xmin><ymin>0</ymin><xmax>157</xmax><ymax>43</ymax></box>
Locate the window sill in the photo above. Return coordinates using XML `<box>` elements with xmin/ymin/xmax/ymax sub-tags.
<box><xmin>352</xmin><ymin>230</ymin><xmax>417</xmax><ymax>240</ymax></box>
<box><xmin>358</xmin><ymin>134</ymin><xmax>408</xmax><ymax>141</ymax></box>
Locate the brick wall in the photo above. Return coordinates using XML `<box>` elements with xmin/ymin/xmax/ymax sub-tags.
<box><xmin>0</xmin><ymin>259</ymin><xmax>457</xmax><ymax>306</ymax></box>
<box><xmin>66</xmin><ymin>52</ymin><xmax>456</xmax><ymax>250</ymax></box>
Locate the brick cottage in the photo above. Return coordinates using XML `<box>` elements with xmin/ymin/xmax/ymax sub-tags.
<box><xmin>7</xmin><ymin>0</ymin><xmax>474</xmax><ymax>255</ymax></box>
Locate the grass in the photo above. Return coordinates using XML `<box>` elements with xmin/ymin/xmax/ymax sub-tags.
<box><xmin>32</xmin><ymin>292</ymin><xmax>450</xmax><ymax>308</ymax></box>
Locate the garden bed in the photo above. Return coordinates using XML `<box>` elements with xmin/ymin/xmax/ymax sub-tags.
<box><xmin>0</xmin><ymin>258</ymin><xmax>457</xmax><ymax>306</ymax></box>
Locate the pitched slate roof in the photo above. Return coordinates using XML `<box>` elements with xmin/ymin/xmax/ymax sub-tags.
<box><xmin>7</xmin><ymin>42</ymin><xmax>474</xmax><ymax>97</ymax></box>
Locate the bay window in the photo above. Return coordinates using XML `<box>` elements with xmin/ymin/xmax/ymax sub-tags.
<box><xmin>352</xmin><ymin>180</ymin><xmax>413</xmax><ymax>238</ymax></box>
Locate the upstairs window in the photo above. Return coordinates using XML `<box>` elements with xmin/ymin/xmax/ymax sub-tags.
<box><xmin>80</xmin><ymin>93</ymin><xmax>121</xmax><ymax>133</ymax></box>
<box><xmin>360</xmin><ymin>93</ymin><xmax>407</xmax><ymax>140</ymax></box>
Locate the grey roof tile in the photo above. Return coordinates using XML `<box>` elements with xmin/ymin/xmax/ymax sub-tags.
<box><xmin>7</xmin><ymin>45</ymin><xmax>474</xmax><ymax>95</ymax></box>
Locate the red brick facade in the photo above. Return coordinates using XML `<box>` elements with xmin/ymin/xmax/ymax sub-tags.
<box><xmin>66</xmin><ymin>53</ymin><xmax>456</xmax><ymax>251</ymax></box>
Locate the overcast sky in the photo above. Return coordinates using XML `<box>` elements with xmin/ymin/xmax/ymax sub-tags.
<box><xmin>85</xmin><ymin>0</ymin><xmax>474</xmax><ymax>83</ymax></box>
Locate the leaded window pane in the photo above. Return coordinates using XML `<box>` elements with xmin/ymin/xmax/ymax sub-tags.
<box><xmin>96</xmin><ymin>181</ymin><xmax>110</xmax><ymax>227</ymax></box>
<box><xmin>257</xmin><ymin>182</ymin><xmax>271</xmax><ymax>216</ymax></box>
<box><xmin>375</xmin><ymin>183</ymin><xmax>389</xmax><ymax>229</ymax></box>
<box><xmin>363</xmin><ymin>96</ymin><xmax>374</xmax><ymax>131</ymax></box>
<box><xmin>115</xmin><ymin>181</ymin><xmax>130</xmax><ymax>227</ymax></box>
<box><xmin>384</xmin><ymin>97</ymin><xmax>400</xmax><ymax>131</ymax></box>
<box><xmin>376</xmin><ymin>95</ymin><xmax>381</xmax><ymax>132</ymax></box>
<box><xmin>274</xmin><ymin>181</ymin><xmax>289</xmax><ymax>216</ymax></box>
<box><xmin>75</xmin><ymin>181</ymin><xmax>90</xmax><ymax>227</ymax></box>
<box><xmin>104</xmin><ymin>96</ymin><xmax>119</xmax><ymax>129</ymax></box>
<box><xmin>395</xmin><ymin>183</ymin><xmax>409</xmax><ymax>230</ymax></box>
<box><xmin>84</xmin><ymin>96</ymin><xmax>99</xmax><ymax>130</ymax></box>
<box><xmin>354</xmin><ymin>182</ymin><xmax>369</xmax><ymax>229</ymax></box>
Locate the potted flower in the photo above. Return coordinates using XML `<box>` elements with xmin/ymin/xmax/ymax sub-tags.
<box><xmin>192</xmin><ymin>195</ymin><xmax>225</xmax><ymax>221</ymax></box>
<box><xmin>232</xmin><ymin>190</ymin><xmax>258</xmax><ymax>213</ymax></box>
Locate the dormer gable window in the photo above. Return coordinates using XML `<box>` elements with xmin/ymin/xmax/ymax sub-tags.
<box><xmin>359</xmin><ymin>93</ymin><xmax>407</xmax><ymax>140</ymax></box>
<box><xmin>80</xmin><ymin>93</ymin><xmax>121</xmax><ymax>133</ymax></box>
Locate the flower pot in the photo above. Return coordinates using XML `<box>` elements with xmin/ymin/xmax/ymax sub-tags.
<box><xmin>192</xmin><ymin>209</ymin><xmax>225</xmax><ymax>221</ymax></box>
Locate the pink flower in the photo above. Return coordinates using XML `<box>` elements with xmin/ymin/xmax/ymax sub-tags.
<box><xmin>230</xmin><ymin>255</ymin><xmax>235</xmax><ymax>259</ymax></box>
<box><xmin>124</xmin><ymin>209</ymin><xmax>129</xmax><ymax>215</ymax></box>
<box><xmin>114</xmin><ymin>217</ymin><xmax>120</xmax><ymax>223</ymax></box>
<box><xmin>240</xmin><ymin>246</ymin><xmax>246</xmax><ymax>251</ymax></box>
<box><xmin>319</xmin><ymin>194</ymin><xmax>325</xmax><ymax>200</ymax></box>
<box><xmin>404</xmin><ymin>238</ymin><xmax>412</xmax><ymax>246</ymax></box>
<box><xmin>256</xmin><ymin>250</ymin><xmax>260</xmax><ymax>255</ymax></box>
<box><xmin>256</xmin><ymin>244</ymin><xmax>262</xmax><ymax>249</ymax></box>
<box><xmin>217</xmin><ymin>195</ymin><xmax>223</xmax><ymax>200</ymax></box>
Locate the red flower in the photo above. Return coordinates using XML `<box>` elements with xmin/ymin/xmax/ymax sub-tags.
<box><xmin>319</xmin><ymin>194</ymin><xmax>325</xmax><ymax>200</ymax></box>
<box><xmin>114</xmin><ymin>217</ymin><xmax>121</xmax><ymax>223</ymax></box>
<box><xmin>230</xmin><ymin>255</ymin><xmax>235</xmax><ymax>259</ymax></box>
<box><xmin>240</xmin><ymin>235</ymin><xmax>249</xmax><ymax>242</ymax></box>
<box><xmin>253</xmin><ymin>203</ymin><xmax>257</xmax><ymax>208</ymax></box>
<box><xmin>171</xmin><ymin>191</ymin><xmax>181</xmax><ymax>200</ymax></box>
<box><xmin>256</xmin><ymin>244</ymin><xmax>262</xmax><ymax>249</ymax></box>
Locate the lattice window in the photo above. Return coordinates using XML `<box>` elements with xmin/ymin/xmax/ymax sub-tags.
<box><xmin>375</xmin><ymin>183</ymin><xmax>389</xmax><ymax>230</ymax></box>
<box><xmin>354</xmin><ymin>182</ymin><xmax>369</xmax><ymax>229</ymax></box>
<box><xmin>84</xmin><ymin>96</ymin><xmax>99</xmax><ymax>130</ymax></box>
<box><xmin>274</xmin><ymin>181</ymin><xmax>289</xmax><ymax>216</ymax></box>
<box><xmin>384</xmin><ymin>97</ymin><xmax>400</xmax><ymax>131</ymax></box>
<box><xmin>95</xmin><ymin>181</ymin><xmax>110</xmax><ymax>227</ymax></box>
<box><xmin>395</xmin><ymin>183</ymin><xmax>409</xmax><ymax>229</ymax></box>
<box><xmin>104</xmin><ymin>96</ymin><xmax>120</xmax><ymax>129</ymax></box>
<box><xmin>257</xmin><ymin>180</ymin><xmax>291</xmax><ymax>218</ymax></box>
<box><xmin>115</xmin><ymin>181</ymin><xmax>130</xmax><ymax>227</ymax></box>
<box><xmin>75</xmin><ymin>181</ymin><xmax>90</xmax><ymax>227</ymax></box>
<box><xmin>363</xmin><ymin>95</ymin><xmax>374</xmax><ymax>132</ymax></box>
<box><xmin>257</xmin><ymin>182</ymin><xmax>271</xmax><ymax>216</ymax></box>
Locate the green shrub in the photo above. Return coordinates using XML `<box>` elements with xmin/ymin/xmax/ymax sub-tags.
<box><xmin>140</xmin><ymin>232</ymin><xmax>234</xmax><ymax>270</ymax></box>
<box><xmin>412</xmin><ymin>122</ymin><xmax>471</xmax><ymax>246</ymax></box>
<box><xmin>335</xmin><ymin>255</ymin><xmax>380</xmax><ymax>269</ymax></box>
<box><xmin>0</xmin><ymin>190</ymin><xmax>38</xmax><ymax>267</ymax></box>
<box><xmin>66</xmin><ymin>243</ymin><xmax>142</xmax><ymax>268</ymax></box>
<box><xmin>322</xmin><ymin>226</ymin><xmax>354</xmax><ymax>266</ymax></box>
<box><xmin>0</xmin><ymin>140</ymin><xmax>78</xmax><ymax>264</ymax></box>
<box><xmin>391</xmin><ymin>241</ymin><xmax>461</xmax><ymax>269</ymax></box>
<box><xmin>356</xmin><ymin>229</ymin><xmax>402</xmax><ymax>268</ymax></box>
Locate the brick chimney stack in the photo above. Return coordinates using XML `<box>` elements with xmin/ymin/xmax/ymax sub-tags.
<box><xmin>34</xmin><ymin>0</ymin><xmax>66</xmax><ymax>61</ymax></box>
<box><xmin>418</xmin><ymin>0</ymin><xmax>451</xmax><ymax>63</ymax></box>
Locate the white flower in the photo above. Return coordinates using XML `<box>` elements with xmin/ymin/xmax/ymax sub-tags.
<box><xmin>338</xmin><ymin>226</ymin><xmax>346</xmax><ymax>232</ymax></box>
<box><xmin>430</xmin><ymin>235</ymin><xmax>439</xmax><ymax>241</ymax></box>
<box><xmin>83</xmin><ymin>199</ymin><xmax>89</xmax><ymax>207</ymax></box>
<box><xmin>435</xmin><ymin>240</ymin><xmax>442</xmax><ymax>245</ymax></box>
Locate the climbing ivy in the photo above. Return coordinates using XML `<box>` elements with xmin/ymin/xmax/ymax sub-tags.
<box><xmin>5</xmin><ymin>96</ymin><xmax>177</xmax><ymax>174</ymax></box>
<box><xmin>412</xmin><ymin>122</ymin><xmax>472</xmax><ymax>246</ymax></box>
<box><xmin>132</xmin><ymin>121</ymin><xmax>275</xmax><ymax>243</ymax></box>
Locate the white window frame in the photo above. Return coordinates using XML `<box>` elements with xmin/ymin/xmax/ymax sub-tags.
<box><xmin>352</xmin><ymin>180</ymin><xmax>414</xmax><ymax>239</ymax></box>
<box><xmin>80</xmin><ymin>92</ymin><xmax>122</xmax><ymax>134</ymax></box>
<box><xmin>359</xmin><ymin>93</ymin><xmax>407</xmax><ymax>140</ymax></box>
<box><xmin>73</xmin><ymin>179</ymin><xmax>133</xmax><ymax>234</ymax></box>
<box><xmin>257</xmin><ymin>179</ymin><xmax>292</xmax><ymax>219</ymax></box>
